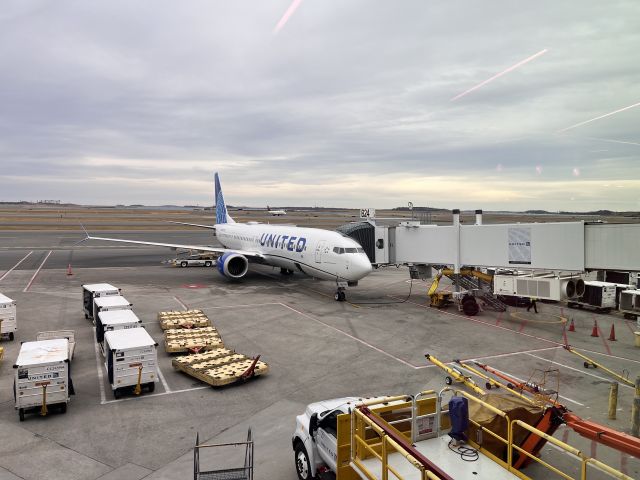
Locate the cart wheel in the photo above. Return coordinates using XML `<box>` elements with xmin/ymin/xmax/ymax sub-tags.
<box><xmin>9</xmin><ymin>332</ymin><xmax>14</xmax><ymax>341</ymax></box>
<box><xmin>485</xmin><ymin>382</ymin><xmax>492</xmax><ymax>390</ymax></box>
<box><xmin>334</xmin><ymin>292</ymin><xmax>341</xmax><ymax>301</ymax></box>
<box><xmin>60</xmin><ymin>403</ymin><xmax>67</xmax><ymax>414</ymax></box>
<box><xmin>583</xmin><ymin>362</ymin><xmax>590</xmax><ymax>368</ymax></box>
<box><xmin>507</xmin><ymin>383</ymin><xmax>514</xmax><ymax>389</ymax></box>
<box><xmin>19</xmin><ymin>408</ymin><xmax>25</xmax><ymax>422</ymax></box>
<box><xmin>147</xmin><ymin>382</ymin><xmax>155</xmax><ymax>393</ymax></box>
<box><xmin>113</xmin><ymin>388</ymin><xmax>120</xmax><ymax>399</ymax></box>
<box><xmin>180</xmin><ymin>261</ymin><xmax>188</xmax><ymax>268</ymax></box>
<box><xmin>204</xmin><ymin>261</ymin><xmax>212</xmax><ymax>267</ymax></box>
<box><xmin>445</xmin><ymin>376</ymin><xmax>453</xmax><ymax>386</ymax></box>
<box><xmin>85</xmin><ymin>314</ymin><xmax>89</xmax><ymax>319</ymax></box>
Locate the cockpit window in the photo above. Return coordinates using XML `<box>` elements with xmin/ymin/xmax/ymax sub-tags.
<box><xmin>345</xmin><ymin>248</ymin><xmax>358</xmax><ymax>253</ymax></box>
<box><xmin>357</xmin><ymin>247</ymin><xmax>365</xmax><ymax>253</ymax></box>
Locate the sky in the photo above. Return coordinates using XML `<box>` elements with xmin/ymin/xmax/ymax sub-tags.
<box><xmin>0</xmin><ymin>1</ymin><xmax>639</xmax><ymax>211</ymax></box>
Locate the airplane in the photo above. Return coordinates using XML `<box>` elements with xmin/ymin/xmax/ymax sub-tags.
<box><xmin>267</xmin><ymin>205</ymin><xmax>286</xmax><ymax>216</ymax></box>
<box><xmin>83</xmin><ymin>173</ymin><xmax>372</xmax><ymax>301</ymax></box>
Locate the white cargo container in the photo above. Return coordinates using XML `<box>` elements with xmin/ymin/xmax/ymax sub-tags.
<box><xmin>13</xmin><ymin>339</ymin><xmax>70</xmax><ymax>421</ymax></box>
<box><xmin>82</xmin><ymin>283</ymin><xmax>121</xmax><ymax>320</ymax></box>
<box><xmin>36</xmin><ymin>331</ymin><xmax>76</xmax><ymax>360</ymax></box>
<box><xmin>104</xmin><ymin>328</ymin><xmax>158</xmax><ymax>398</ymax></box>
<box><xmin>92</xmin><ymin>295</ymin><xmax>132</xmax><ymax>324</ymax></box>
<box><xmin>0</xmin><ymin>293</ymin><xmax>17</xmax><ymax>341</ymax></box>
<box><xmin>96</xmin><ymin>310</ymin><xmax>142</xmax><ymax>350</ymax></box>
<box><xmin>568</xmin><ymin>281</ymin><xmax>617</xmax><ymax>312</ymax></box>
<box><xmin>619</xmin><ymin>289</ymin><xmax>640</xmax><ymax>320</ymax></box>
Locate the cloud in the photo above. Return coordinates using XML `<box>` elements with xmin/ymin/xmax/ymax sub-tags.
<box><xmin>0</xmin><ymin>0</ymin><xmax>639</xmax><ymax>210</ymax></box>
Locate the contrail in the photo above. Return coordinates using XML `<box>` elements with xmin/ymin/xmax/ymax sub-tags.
<box><xmin>584</xmin><ymin>136</ymin><xmax>640</xmax><ymax>147</ymax></box>
<box><xmin>557</xmin><ymin>101</ymin><xmax>640</xmax><ymax>133</ymax></box>
<box><xmin>450</xmin><ymin>49</ymin><xmax>548</xmax><ymax>101</ymax></box>
<box><xmin>274</xmin><ymin>0</ymin><xmax>303</xmax><ymax>34</ymax></box>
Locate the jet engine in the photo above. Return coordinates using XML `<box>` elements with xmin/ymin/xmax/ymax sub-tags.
<box><xmin>217</xmin><ymin>252</ymin><xmax>249</xmax><ymax>279</ymax></box>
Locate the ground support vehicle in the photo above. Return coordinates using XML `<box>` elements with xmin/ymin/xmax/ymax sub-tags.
<box><xmin>567</xmin><ymin>281</ymin><xmax>617</xmax><ymax>312</ymax></box>
<box><xmin>172</xmin><ymin>347</ymin><xmax>268</xmax><ymax>387</ymax></box>
<box><xmin>194</xmin><ymin>429</ymin><xmax>253</xmax><ymax>480</ymax></box>
<box><xmin>36</xmin><ymin>331</ymin><xmax>76</xmax><ymax>360</ymax></box>
<box><xmin>103</xmin><ymin>328</ymin><xmax>158</xmax><ymax>399</ymax></box>
<box><xmin>93</xmin><ymin>295</ymin><xmax>132</xmax><ymax>325</ymax></box>
<box><xmin>0</xmin><ymin>293</ymin><xmax>17</xmax><ymax>341</ymax></box>
<box><xmin>619</xmin><ymin>289</ymin><xmax>640</xmax><ymax>320</ymax></box>
<box><xmin>164</xmin><ymin>326</ymin><xmax>223</xmax><ymax>353</ymax></box>
<box><xmin>82</xmin><ymin>283</ymin><xmax>121</xmax><ymax>320</ymax></box>
<box><xmin>171</xmin><ymin>253</ymin><xmax>216</xmax><ymax>268</ymax></box>
<box><xmin>293</xmin><ymin>390</ymin><xmax>633</xmax><ymax>480</ymax></box>
<box><xmin>13</xmin><ymin>339</ymin><xmax>70</xmax><ymax>421</ymax></box>
<box><xmin>158</xmin><ymin>309</ymin><xmax>211</xmax><ymax>330</ymax></box>
<box><xmin>96</xmin><ymin>309</ymin><xmax>142</xmax><ymax>352</ymax></box>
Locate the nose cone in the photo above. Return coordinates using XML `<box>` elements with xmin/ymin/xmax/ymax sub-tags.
<box><xmin>350</xmin><ymin>255</ymin><xmax>373</xmax><ymax>280</ymax></box>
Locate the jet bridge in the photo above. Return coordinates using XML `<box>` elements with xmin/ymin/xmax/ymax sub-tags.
<box><xmin>341</xmin><ymin>210</ymin><xmax>640</xmax><ymax>273</ymax></box>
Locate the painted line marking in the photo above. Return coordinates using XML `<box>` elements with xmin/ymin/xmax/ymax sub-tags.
<box><xmin>471</xmin><ymin>363</ymin><xmax>585</xmax><ymax>406</ymax></box>
<box><xmin>525</xmin><ymin>353</ymin><xmax>634</xmax><ymax>390</ymax></box>
<box><xmin>23</xmin><ymin>250</ymin><xmax>52</xmax><ymax>292</ymax></box>
<box><xmin>173</xmin><ymin>296</ymin><xmax>188</xmax><ymax>310</ymax></box>
<box><xmin>102</xmin><ymin>386</ymin><xmax>209</xmax><ymax>404</ymax></box>
<box><xmin>518</xmin><ymin>319</ymin><xmax>528</xmax><ymax>333</ymax></box>
<box><xmin>624</xmin><ymin>320</ymin><xmax>635</xmax><ymax>334</ymax></box>
<box><xmin>93</xmin><ymin>327</ymin><xmax>107</xmax><ymax>405</ymax></box>
<box><xmin>0</xmin><ymin>250</ymin><xmax>33</xmax><ymax>282</ymax></box>
<box><xmin>156</xmin><ymin>365</ymin><xmax>171</xmax><ymax>393</ymax></box>
<box><xmin>597</xmin><ymin>324</ymin><xmax>612</xmax><ymax>355</ymax></box>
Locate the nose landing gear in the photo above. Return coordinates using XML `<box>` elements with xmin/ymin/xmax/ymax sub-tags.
<box><xmin>334</xmin><ymin>281</ymin><xmax>348</xmax><ymax>301</ymax></box>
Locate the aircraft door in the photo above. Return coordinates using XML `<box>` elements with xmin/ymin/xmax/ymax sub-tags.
<box><xmin>315</xmin><ymin>241</ymin><xmax>326</xmax><ymax>263</ymax></box>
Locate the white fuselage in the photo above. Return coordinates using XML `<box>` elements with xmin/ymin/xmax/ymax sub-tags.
<box><xmin>216</xmin><ymin>223</ymin><xmax>372</xmax><ymax>282</ymax></box>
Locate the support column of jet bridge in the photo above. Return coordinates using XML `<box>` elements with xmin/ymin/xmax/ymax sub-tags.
<box><xmin>452</xmin><ymin>209</ymin><xmax>461</xmax><ymax>293</ymax></box>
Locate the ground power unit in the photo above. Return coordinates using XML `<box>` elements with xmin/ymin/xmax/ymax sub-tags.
<box><xmin>82</xmin><ymin>283</ymin><xmax>121</xmax><ymax>320</ymax></box>
<box><xmin>13</xmin><ymin>339</ymin><xmax>70</xmax><ymax>421</ymax></box>
<box><xmin>0</xmin><ymin>293</ymin><xmax>17</xmax><ymax>341</ymax></box>
<box><xmin>96</xmin><ymin>309</ymin><xmax>142</xmax><ymax>353</ymax></box>
<box><xmin>104</xmin><ymin>328</ymin><xmax>158</xmax><ymax>399</ymax></box>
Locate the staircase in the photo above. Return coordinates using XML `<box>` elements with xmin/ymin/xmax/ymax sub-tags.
<box><xmin>445</xmin><ymin>273</ymin><xmax>508</xmax><ymax>312</ymax></box>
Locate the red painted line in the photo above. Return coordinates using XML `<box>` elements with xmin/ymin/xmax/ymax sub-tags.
<box><xmin>23</xmin><ymin>250</ymin><xmax>52</xmax><ymax>292</ymax></box>
<box><xmin>518</xmin><ymin>319</ymin><xmax>529</xmax><ymax>333</ymax></box>
<box><xmin>495</xmin><ymin>311</ymin><xmax>503</xmax><ymax>326</ymax></box>
<box><xmin>620</xmin><ymin>451</ymin><xmax>628</xmax><ymax>474</ymax></box>
<box><xmin>597</xmin><ymin>325</ymin><xmax>612</xmax><ymax>355</ymax></box>
<box><xmin>562</xmin><ymin>325</ymin><xmax>568</xmax><ymax>346</ymax></box>
<box><xmin>624</xmin><ymin>320</ymin><xmax>636</xmax><ymax>334</ymax></box>
<box><xmin>590</xmin><ymin>440</ymin><xmax>597</xmax><ymax>459</ymax></box>
<box><xmin>0</xmin><ymin>250</ymin><xmax>33</xmax><ymax>282</ymax></box>
<box><xmin>173</xmin><ymin>296</ymin><xmax>189</xmax><ymax>311</ymax></box>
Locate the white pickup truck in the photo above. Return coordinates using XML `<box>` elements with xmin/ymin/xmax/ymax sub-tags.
<box><xmin>171</xmin><ymin>254</ymin><xmax>216</xmax><ymax>268</ymax></box>
<box><xmin>292</xmin><ymin>397</ymin><xmax>362</xmax><ymax>480</ymax></box>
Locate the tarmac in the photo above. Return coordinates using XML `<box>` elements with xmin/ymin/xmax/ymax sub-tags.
<box><xmin>0</xmin><ymin>229</ymin><xmax>639</xmax><ymax>480</ymax></box>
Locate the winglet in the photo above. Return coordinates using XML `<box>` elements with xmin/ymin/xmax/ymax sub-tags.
<box><xmin>73</xmin><ymin>223</ymin><xmax>91</xmax><ymax>246</ymax></box>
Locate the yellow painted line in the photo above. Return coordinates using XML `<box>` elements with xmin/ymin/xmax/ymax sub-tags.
<box><xmin>510</xmin><ymin>311</ymin><xmax>567</xmax><ymax>324</ymax></box>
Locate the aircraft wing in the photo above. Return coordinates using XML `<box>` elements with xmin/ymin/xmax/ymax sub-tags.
<box><xmin>167</xmin><ymin>221</ymin><xmax>216</xmax><ymax>229</ymax></box>
<box><xmin>86</xmin><ymin>234</ymin><xmax>262</xmax><ymax>259</ymax></box>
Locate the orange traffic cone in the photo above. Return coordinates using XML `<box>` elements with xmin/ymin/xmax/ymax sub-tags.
<box><xmin>590</xmin><ymin>320</ymin><xmax>599</xmax><ymax>337</ymax></box>
<box><xmin>568</xmin><ymin>319</ymin><xmax>575</xmax><ymax>332</ymax></box>
<box><xmin>608</xmin><ymin>324</ymin><xmax>616</xmax><ymax>341</ymax></box>
<box><xmin>66</xmin><ymin>264</ymin><xmax>73</xmax><ymax>276</ymax></box>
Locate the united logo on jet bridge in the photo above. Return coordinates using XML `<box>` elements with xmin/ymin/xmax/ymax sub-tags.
<box><xmin>259</xmin><ymin>233</ymin><xmax>306</xmax><ymax>252</ymax></box>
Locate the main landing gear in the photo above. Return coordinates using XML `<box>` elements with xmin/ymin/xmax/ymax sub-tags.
<box><xmin>280</xmin><ymin>268</ymin><xmax>294</xmax><ymax>275</ymax></box>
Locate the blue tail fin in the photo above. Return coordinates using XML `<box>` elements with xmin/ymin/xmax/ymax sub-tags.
<box><xmin>214</xmin><ymin>172</ymin><xmax>235</xmax><ymax>224</ymax></box>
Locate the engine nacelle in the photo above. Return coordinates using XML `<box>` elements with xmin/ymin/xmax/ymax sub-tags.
<box><xmin>217</xmin><ymin>252</ymin><xmax>249</xmax><ymax>279</ymax></box>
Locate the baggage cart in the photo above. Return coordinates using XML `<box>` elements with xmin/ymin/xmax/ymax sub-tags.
<box><xmin>0</xmin><ymin>293</ymin><xmax>17</xmax><ymax>341</ymax></box>
<box><xmin>93</xmin><ymin>295</ymin><xmax>132</xmax><ymax>325</ymax></box>
<box><xmin>104</xmin><ymin>328</ymin><xmax>158</xmax><ymax>399</ymax></box>
<box><xmin>97</xmin><ymin>310</ymin><xmax>142</xmax><ymax>352</ymax></box>
<box><xmin>619</xmin><ymin>289</ymin><xmax>640</xmax><ymax>320</ymax></box>
<box><xmin>82</xmin><ymin>283</ymin><xmax>121</xmax><ymax>320</ymax></box>
<box><xmin>194</xmin><ymin>429</ymin><xmax>253</xmax><ymax>480</ymax></box>
<box><xmin>568</xmin><ymin>281</ymin><xmax>617</xmax><ymax>312</ymax></box>
<box><xmin>13</xmin><ymin>339</ymin><xmax>70</xmax><ymax>421</ymax></box>
<box><xmin>36</xmin><ymin>330</ymin><xmax>76</xmax><ymax>360</ymax></box>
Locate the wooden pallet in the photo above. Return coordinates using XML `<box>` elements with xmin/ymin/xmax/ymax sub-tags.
<box><xmin>164</xmin><ymin>327</ymin><xmax>223</xmax><ymax>353</ymax></box>
<box><xmin>172</xmin><ymin>348</ymin><xmax>269</xmax><ymax>387</ymax></box>
<box><xmin>158</xmin><ymin>309</ymin><xmax>212</xmax><ymax>330</ymax></box>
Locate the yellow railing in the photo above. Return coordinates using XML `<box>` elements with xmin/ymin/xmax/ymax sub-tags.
<box><xmin>348</xmin><ymin>391</ymin><xmax>633</xmax><ymax>480</ymax></box>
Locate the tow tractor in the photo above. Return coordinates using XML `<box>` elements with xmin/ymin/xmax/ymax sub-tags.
<box><xmin>170</xmin><ymin>252</ymin><xmax>216</xmax><ymax>268</ymax></box>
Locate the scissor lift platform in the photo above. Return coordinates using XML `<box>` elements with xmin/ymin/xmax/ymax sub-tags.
<box><xmin>164</xmin><ymin>327</ymin><xmax>223</xmax><ymax>353</ymax></box>
<box><xmin>158</xmin><ymin>309</ymin><xmax>211</xmax><ymax>330</ymax></box>
<box><xmin>173</xmin><ymin>348</ymin><xmax>269</xmax><ymax>387</ymax></box>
